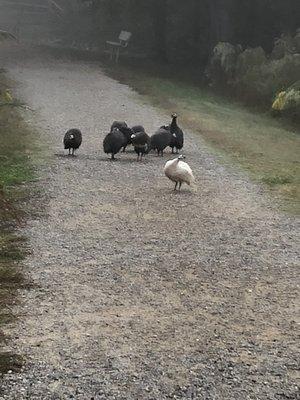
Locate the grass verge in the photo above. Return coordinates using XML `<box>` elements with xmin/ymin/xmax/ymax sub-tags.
<box><xmin>0</xmin><ymin>71</ymin><xmax>36</xmax><ymax>374</ymax></box>
<box><xmin>103</xmin><ymin>59</ymin><xmax>300</xmax><ymax>215</ymax></box>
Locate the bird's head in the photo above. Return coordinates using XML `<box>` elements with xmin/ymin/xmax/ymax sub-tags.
<box><xmin>178</xmin><ymin>154</ymin><xmax>185</xmax><ymax>160</ymax></box>
<box><xmin>171</xmin><ymin>113</ymin><xmax>177</xmax><ymax>119</ymax></box>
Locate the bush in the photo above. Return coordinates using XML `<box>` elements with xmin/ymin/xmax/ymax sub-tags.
<box><xmin>205</xmin><ymin>42</ymin><xmax>242</xmax><ymax>86</ymax></box>
<box><xmin>206</xmin><ymin>29</ymin><xmax>300</xmax><ymax>112</ymax></box>
<box><xmin>272</xmin><ymin>80</ymin><xmax>300</xmax><ymax>120</ymax></box>
<box><xmin>271</xmin><ymin>33</ymin><xmax>297</xmax><ymax>60</ymax></box>
<box><xmin>236</xmin><ymin>47</ymin><xmax>267</xmax><ymax>76</ymax></box>
<box><xmin>234</xmin><ymin>54</ymin><xmax>300</xmax><ymax>105</ymax></box>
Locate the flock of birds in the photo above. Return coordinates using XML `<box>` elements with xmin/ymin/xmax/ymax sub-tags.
<box><xmin>63</xmin><ymin>113</ymin><xmax>195</xmax><ymax>191</ymax></box>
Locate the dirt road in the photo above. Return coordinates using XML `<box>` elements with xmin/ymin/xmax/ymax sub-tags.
<box><xmin>1</xmin><ymin>47</ymin><xmax>299</xmax><ymax>399</ymax></box>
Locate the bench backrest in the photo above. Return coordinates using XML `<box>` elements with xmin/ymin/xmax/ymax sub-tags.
<box><xmin>119</xmin><ymin>31</ymin><xmax>131</xmax><ymax>46</ymax></box>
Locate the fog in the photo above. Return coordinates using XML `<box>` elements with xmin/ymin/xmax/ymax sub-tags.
<box><xmin>1</xmin><ymin>1</ymin><xmax>299</xmax><ymax>64</ymax></box>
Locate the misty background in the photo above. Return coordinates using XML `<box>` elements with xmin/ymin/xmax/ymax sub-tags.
<box><xmin>1</xmin><ymin>1</ymin><xmax>300</xmax><ymax>107</ymax></box>
<box><xmin>0</xmin><ymin>1</ymin><xmax>299</xmax><ymax>60</ymax></box>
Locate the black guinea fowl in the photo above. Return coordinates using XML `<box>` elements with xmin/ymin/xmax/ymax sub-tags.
<box><xmin>110</xmin><ymin>121</ymin><xmax>133</xmax><ymax>152</ymax></box>
<box><xmin>132</xmin><ymin>125</ymin><xmax>145</xmax><ymax>133</ymax></box>
<box><xmin>131</xmin><ymin>127</ymin><xmax>151</xmax><ymax>161</ymax></box>
<box><xmin>119</xmin><ymin>126</ymin><xmax>134</xmax><ymax>152</ymax></box>
<box><xmin>103</xmin><ymin>128</ymin><xmax>126</xmax><ymax>160</ymax></box>
<box><xmin>63</xmin><ymin>128</ymin><xmax>82</xmax><ymax>155</ymax></box>
<box><xmin>169</xmin><ymin>113</ymin><xmax>184</xmax><ymax>154</ymax></box>
<box><xmin>149</xmin><ymin>126</ymin><xmax>172</xmax><ymax>156</ymax></box>
<box><xmin>110</xmin><ymin>121</ymin><xmax>128</xmax><ymax>131</ymax></box>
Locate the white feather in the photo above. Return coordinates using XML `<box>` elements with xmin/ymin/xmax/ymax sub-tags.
<box><xmin>164</xmin><ymin>158</ymin><xmax>195</xmax><ymax>186</ymax></box>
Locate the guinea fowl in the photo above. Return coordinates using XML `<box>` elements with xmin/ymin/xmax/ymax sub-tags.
<box><xmin>63</xmin><ymin>128</ymin><xmax>82</xmax><ymax>155</ymax></box>
<box><xmin>119</xmin><ymin>126</ymin><xmax>134</xmax><ymax>152</ymax></box>
<box><xmin>132</xmin><ymin>125</ymin><xmax>145</xmax><ymax>133</ymax></box>
<box><xmin>169</xmin><ymin>113</ymin><xmax>184</xmax><ymax>154</ymax></box>
<box><xmin>131</xmin><ymin>128</ymin><xmax>151</xmax><ymax>161</ymax></box>
<box><xmin>164</xmin><ymin>155</ymin><xmax>195</xmax><ymax>191</ymax></box>
<box><xmin>110</xmin><ymin>121</ymin><xmax>128</xmax><ymax>131</ymax></box>
<box><xmin>110</xmin><ymin>121</ymin><xmax>133</xmax><ymax>152</ymax></box>
<box><xmin>150</xmin><ymin>126</ymin><xmax>172</xmax><ymax>156</ymax></box>
<box><xmin>103</xmin><ymin>128</ymin><xmax>126</xmax><ymax>160</ymax></box>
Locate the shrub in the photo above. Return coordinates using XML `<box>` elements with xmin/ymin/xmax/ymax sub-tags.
<box><xmin>233</xmin><ymin>54</ymin><xmax>300</xmax><ymax>105</ymax></box>
<box><xmin>206</xmin><ymin>30</ymin><xmax>300</xmax><ymax>111</ymax></box>
<box><xmin>272</xmin><ymin>80</ymin><xmax>300</xmax><ymax>120</ymax></box>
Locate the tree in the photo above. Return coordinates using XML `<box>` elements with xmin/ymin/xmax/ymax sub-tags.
<box><xmin>151</xmin><ymin>0</ymin><xmax>167</xmax><ymax>60</ymax></box>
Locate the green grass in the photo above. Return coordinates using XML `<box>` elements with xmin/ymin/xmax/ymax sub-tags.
<box><xmin>0</xmin><ymin>73</ymin><xmax>35</xmax><ymax>374</ymax></box>
<box><xmin>0</xmin><ymin>116</ymin><xmax>34</xmax><ymax>188</ymax></box>
<box><xmin>104</xmin><ymin>61</ymin><xmax>300</xmax><ymax>214</ymax></box>
<box><xmin>0</xmin><ymin>233</ymin><xmax>26</xmax><ymax>375</ymax></box>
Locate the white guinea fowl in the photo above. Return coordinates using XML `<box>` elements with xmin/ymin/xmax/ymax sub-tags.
<box><xmin>164</xmin><ymin>155</ymin><xmax>195</xmax><ymax>191</ymax></box>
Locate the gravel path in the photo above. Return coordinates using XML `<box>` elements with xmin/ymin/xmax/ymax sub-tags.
<box><xmin>1</xmin><ymin>46</ymin><xmax>299</xmax><ymax>400</ymax></box>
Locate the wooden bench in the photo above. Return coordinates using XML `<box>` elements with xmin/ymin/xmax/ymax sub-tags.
<box><xmin>106</xmin><ymin>31</ymin><xmax>132</xmax><ymax>63</ymax></box>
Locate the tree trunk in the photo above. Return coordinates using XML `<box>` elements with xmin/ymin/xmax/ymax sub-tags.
<box><xmin>152</xmin><ymin>0</ymin><xmax>167</xmax><ymax>60</ymax></box>
<box><xmin>209</xmin><ymin>0</ymin><xmax>234</xmax><ymax>46</ymax></box>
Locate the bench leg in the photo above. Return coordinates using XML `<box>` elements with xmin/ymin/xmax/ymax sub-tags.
<box><xmin>109</xmin><ymin>47</ymin><xmax>114</xmax><ymax>60</ymax></box>
<box><xmin>115</xmin><ymin>48</ymin><xmax>120</xmax><ymax>63</ymax></box>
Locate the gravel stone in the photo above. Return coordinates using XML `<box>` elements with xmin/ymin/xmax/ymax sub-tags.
<box><xmin>0</xmin><ymin>45</ymin><xmax>299</xmax><ymax>400</ymax></box>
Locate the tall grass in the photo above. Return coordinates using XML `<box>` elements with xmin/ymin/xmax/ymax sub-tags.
<box><xmin>0</xmin><ymin>73</ymin><xmax>35</xmax><ymax>374</ymax></box>
<box><xmin>104</xmin><ymin>61</ymin><xmax>300</xmax><ymax>214</ymax></box>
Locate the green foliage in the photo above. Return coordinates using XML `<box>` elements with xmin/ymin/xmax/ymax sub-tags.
<box><xmin>233</xmin><ymin>54</ymin><xmax>300</xmax><ymax>105</ymax></box>
<box><xmin>0</xmin><ymin>74</ymin><xmax>34</xmax><ymax>374</ymax></box>
<box><xmin>272</xmin><ymin>80</ymin><xmax>300</xmax><ymax>123</ymax></box>
<box><xmin>0</xmin><ymin>105</ymin><xmax>35</xmax><ymax>189</ymax></box>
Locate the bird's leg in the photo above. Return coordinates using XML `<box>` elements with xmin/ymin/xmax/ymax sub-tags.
<box><xmin>122</xmin><ymin>146</ymin><xmax>126</xmax><ymax>152</ymax></box>
<box><xmin>68</xmin><ymin>148</ymin><xmax>71</xmax><ymax>155</ymax></box>
<box><xmin>172</xmin><ymin>148</ymin><xmax>175</xmax><ymax>154</ymax></box>
<box><xmin>72</xmin><ymin>148</ymin><xmax>75</xmax><ymax>156</ymax></box>
<box><xmin>179</xmin><ymin>182</ymin><xmax>182</xmax><ymax>191</ymax></box>
<box><xmin>111</xmin><ymin>153</ymin><xmax>115</xmax><ymax>161</ymax></box>
<box><xmin>174</xmin><ymin>182</ymin><xmax>178</xmax><ymax>191</ymax></box>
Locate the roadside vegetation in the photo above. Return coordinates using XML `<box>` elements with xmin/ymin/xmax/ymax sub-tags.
<box><xmin>0</xmin><ymin>71</ymin><xmax>35</xmax><ymax>374</ymax></box>
<box><xmin>103</xmin><ymin>60</ymin><xmax>300</xmax><ymax>214</ymax></box>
